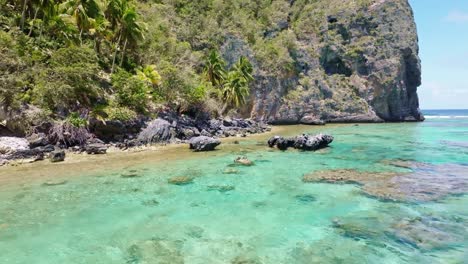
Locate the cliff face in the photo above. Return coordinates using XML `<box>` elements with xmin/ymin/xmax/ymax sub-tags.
<box><xmin>225</xmin><ymin>0</ymin><xmax>423</xmax><ymax>123</ymax></box>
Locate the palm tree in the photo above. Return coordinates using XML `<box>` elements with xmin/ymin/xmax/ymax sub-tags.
<box><xmin>203</xmin><ymin>50</ymin><xmax>227</xmax><ymax>88</ymax></box>
<box><xmin>60</xmin><ymin>0</ymin><xmax>103</xmax><ymax>44</ymax></box>
<box><xmin>233</xmin><ymin>56</ymin><xmax>253</xmax><ymax>82</ymax></box>
<box><xmin>118</xmin><ymin>4</ymin><xmax>144</xmax><ymax>66</ymax></box>
<box><xmin>221</xmin><ymin>70</ymin><xmax>250</xmax><ymax>114</ymax></box>
<box><xmin>27</xmin><ymin>0</ymin><xmax>55</xmax><ymax>36</ymax></box>
<box><xmin>136</xmin><ymin>65</ymin><xmax>161</xmax><ymax>86</ymax></box>
<box><xmin>109</xmin><ymin>1</ymin><xmax>145</xmax><ymax>73</ymax></box>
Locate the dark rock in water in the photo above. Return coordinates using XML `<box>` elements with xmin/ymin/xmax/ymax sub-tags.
<box><xmin>295</xmin><ymin>194</ymin><xmax>317</xmax><ymax>203</ymax></box>
<box><xmin>267</xmin><ymin>136</ymin><xmax>281</xmax><ymax>147</ymax></box>
<box><xmin>49</xmin><ymin>150</ymin><xmax>65</xmax><ymax>162</ymax></box>
<box><xmin>137</xmin><ymin>118</ymin><xmax>175</xmax><ymax>144</ymax></box>
<box><xmin>85</xmin><ymin>143</ymin><xmax>108</xmax><ymax>154</ymax></box>
<box><xmin>234</xmin><ymin>156</ymin><xmax>254</xmax><ymax>166</ymax></box>
<box><xmin>168</xmin><ymin>176</ymin><xmax>194</xmax><ymax>185</ymax></box>
<box><xmin>188</xmin><ymin>136</ymin><xmax>221</xmax><ymax>151</ymax></box>
<box><xmin>142</xmin><ymin>199</ymin><xmax>159</xmax><ymax>206</ymax></box>
<box><xmin>268</xmin><ymin>134</ymin><xmax>333</xmax><ymax>151</ymax></box>
<box><xmin>207</xmin><ymin>185</ymin><xmax>235</xmax><ymax>193</ymax></box>
<box><xmin>276</xmin><ymin>137</ymin><xmax>295</xmax><ymax>150</ymax></box>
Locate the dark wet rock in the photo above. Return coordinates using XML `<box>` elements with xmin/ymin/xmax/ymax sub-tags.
<box><xmin>27</xmin><ymin>133</ymin><xmax>49</xmax><ymax>148</ymax></box>
<box><xmin>188</xmin><ymin>136</ymin><xmax>221</xmax><ymax>152</ymax></box>
<box><xmin>295</xmin><ymin>194</ymin><xmax>317</xmax><ymax>203</ymax></box>
<box><xmin>137</xmin><ymin>118</ymin><xmax>175</xmax><ymax>144</ymax></box>
<box><xmin>90</xmin><ymin>143</ymin><xmax>108</xmax><ymax>153</ymax></box>
<box><xmin>234</xmin><ymin>156</ymin><xmax>254</xmax><ymax>166</ymax></box>
<box><xmin>89</xmin><ymin>118</ymin><xmax>146</xmax><ymax>143</ymax></box>
<box><xmin>268</xmin><ymin>134</ymin><xmax>333</xmax><ymax>151</ymax></box>
<box><xmin>207</xmin><ymin>185</ymin><xmax>235</xmax><ymax>193</ymax></box>
<box><xmin>168</xmin><ymin>176</ymin><xmax>194</xmax><ymax>185</ymax></box>
<box><xmin>303</xmin><ymin>162</ymin><xmax>468</xmax><ymax>202</ymax></box>
<box><xmin>49</xmin><ymin>150</ymin><xmax>65</xmax><ymax>163</ymax></box>
<box><xmin>85</xmin><ymin>143</ymin><xmax>108</xmax><ymax>154</ymax></box>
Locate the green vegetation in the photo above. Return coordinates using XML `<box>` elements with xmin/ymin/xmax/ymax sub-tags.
<box><xmin>1</xmin><ymin>0</ymin><xmax>386</xmax><ymax>131</ymax></box>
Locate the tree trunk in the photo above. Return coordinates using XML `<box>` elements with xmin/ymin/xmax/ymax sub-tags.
<box><xmin>119</xmin><ymin>37</ymin><xmax>128</xmax><ymax>67</ymax></box>
<box><xmin>20</xmin><ymin>0</ymin><xmax>29</xmax><ymax>30</ymax></box>
<box><xmin>111</xmin><ymin>32</ymin><xmax>122</xmax><ymax>74</ymax></box>
<box><xmin>28</xmin><ymin>6</ymin><xmax>40</xmax><ymax>37</ymax></box>
<box><xmin>220</xmin><ymin>102</ymin><xmax>229</xmax><ymax>116</ymax></box>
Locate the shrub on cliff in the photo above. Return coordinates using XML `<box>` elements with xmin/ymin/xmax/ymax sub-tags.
<box><xmin>32</xmin><ymin>46</ymin><xmax>100</xmax><ymax>113</ymax></box>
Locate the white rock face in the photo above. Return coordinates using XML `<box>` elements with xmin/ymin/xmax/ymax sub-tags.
<box><xmin>0</xmin><ymin>137</ymin><xmax>30</xmax><ymax>154</ymax></box>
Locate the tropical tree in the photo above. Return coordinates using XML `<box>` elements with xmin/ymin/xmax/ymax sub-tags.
<box><xmin>203</xmin><ymin>49</ymin><xmax>226</xmax><ymax>88</ymax></box>
<box><xmin>110</xmin><ymin>0</ymin><xmax>145</xmax><ymax>73</ymax></box>
<box><xmin>233</xmin><ymin>56</ymin><xmax>253</xmax><ymax>82</ymax></box>
<box><xmin>221</xmin><ymin>70</ymin><xmax>250</xmax><ymax>114</ymax></box>
<box><xmin>136</xmin><ymin>64</ymin><xmax>161</xmax><ymax>87</ymax></box>
<box><xmin>59</xmin><ymin>0</ymin><xmax>103</xmax><ymax>43</ymax></box>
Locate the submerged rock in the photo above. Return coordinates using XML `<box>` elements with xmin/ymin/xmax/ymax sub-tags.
<box><xmin>234</xmin><ymin>156</ymin><xmax>254</xmax><ymax>166</ymax></box>
<box><xmin>188</xmin><ymin>136</ymin><xmax>221</xmax><ymax>151</ymax></box>
<box><xmin>49</xmin><ymin>150</ymin><xmax>65</xmax><ymax>163</ymax></box>
<box><xmin>42</xmin><ymin>180</ymin><xmax>67</xmax><ymax>186</ymax></box>
<box><xmin>295</xmin><ymin>194</ymin><xmax>317</xmax><ymax>203</ymax></box>
<box><xmin>207</xmin><ymin>185</ymin><xmax>235</xmax><ymax>193</ymax></box>
<box><xmin>126</xmin><ymin>239</ymin><xmax>184</xmax><ymax>264</ymax></box>
<box><xmin>268</xmin><ymin>134</ymin><xmax>333</xmax><ymax>151</ymax></box>
<box><xmin>223</xmin><ymin>168</ymin><xmax>240</xmax><ymax>174</ymax></box>
<box><xmin>303</xmin><ymin>162</ymin><xmax>468</xmax><ymax>202</ymax></box>
<box><xmin>168</xmin><ymin>176</ymin><xmax>194</xmax><ymax>185</ymax></box>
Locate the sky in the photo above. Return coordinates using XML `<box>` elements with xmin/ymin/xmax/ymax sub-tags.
<box><xmin>409</xmin><ymin>0</ymin><xmax>468</xmax><ymax>109</ymax></box>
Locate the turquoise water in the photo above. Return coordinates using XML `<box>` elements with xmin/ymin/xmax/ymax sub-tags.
<box><xmin>0</xmin><ymin>114</ymin><xmax>467</xmax><ymax>263</ymax></box>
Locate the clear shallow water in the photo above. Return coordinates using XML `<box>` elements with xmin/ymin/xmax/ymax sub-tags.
<box><xmin>1</xmin><ymin>113</ymin><xmax>467</xmax><ymax>263</ymax></box>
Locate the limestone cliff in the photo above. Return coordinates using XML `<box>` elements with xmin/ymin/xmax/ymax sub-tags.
<box><xmin>223</xmin><ymin>0</ymin><xmax>423</xmax><ymax>123</ymax></box>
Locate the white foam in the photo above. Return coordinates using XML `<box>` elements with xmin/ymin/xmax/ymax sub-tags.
<box><xmin>425</xmin><ymin>115</ymin><xmax>468</xmax><ymax>119</ymax></box>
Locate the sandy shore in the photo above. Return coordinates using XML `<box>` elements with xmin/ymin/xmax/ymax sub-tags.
<box><xmin>0</xmin><ymin>124</ymin><xmax>336</xmax><ymax>185</ymax></box>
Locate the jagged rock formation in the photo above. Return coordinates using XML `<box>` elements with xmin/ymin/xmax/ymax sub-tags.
<box><xmin>223</xmin><ymin>0</ymin><xmax>423</xmax><ymax>123</ymax></box>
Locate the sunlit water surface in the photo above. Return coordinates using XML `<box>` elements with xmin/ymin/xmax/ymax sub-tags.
<box><xmin>0</xmin><ymin>112</ymin><xmax>467</xmax><ymax>263</ymax></box>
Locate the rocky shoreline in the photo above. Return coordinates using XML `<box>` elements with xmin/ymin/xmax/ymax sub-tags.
<box><xmin>0</xmin><ymin>113</ymin><xmax>271</xmax><ymax>166</ymax></box>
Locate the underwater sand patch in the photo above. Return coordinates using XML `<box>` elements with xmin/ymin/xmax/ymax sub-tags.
<box><xmin>303</xmin><ymin>162</ymin><xmax>468</xmax><ymax>202</ymax></box>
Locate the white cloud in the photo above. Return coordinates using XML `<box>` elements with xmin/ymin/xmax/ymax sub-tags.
<box><xmin>446</xmin><ymin>10</ymin><xmax>468</xmax><ymax>23</ymax></box>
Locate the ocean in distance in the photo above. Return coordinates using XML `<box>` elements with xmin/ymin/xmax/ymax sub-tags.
<box><xmin>0</xmin><ymin>109</ymin><xmax>467</xmax><ymax>263</ymax></box>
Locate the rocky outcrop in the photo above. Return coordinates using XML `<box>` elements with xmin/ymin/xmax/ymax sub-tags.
<box><xmin>134</xmin><ymin>112</ymin><xmax>270</xmax><ymax>146</ymax></box>
<box><xmin>188</xmin><ymin>136</ymin><xmax>221</xmax><ymax>151</ymax></box>
<box><xmin>49</xmin><ymin>150</ymin><xmax>65</xmax><ymax>162</ymax></box>
<box><xmin>222</xmin><ymin>0</ymin><xmax>423</xmax><ymax>123</ymax></box>
<box><xmin>268</xmin><ymin>134</ymin><xmax>334</xmax><ymax>151</ymax></box>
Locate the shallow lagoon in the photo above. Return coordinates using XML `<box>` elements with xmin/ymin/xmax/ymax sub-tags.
<box><xmin>0</xmin><ymin>119</ymin><xmax>467</xmax><ymax>263</ymax></box>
